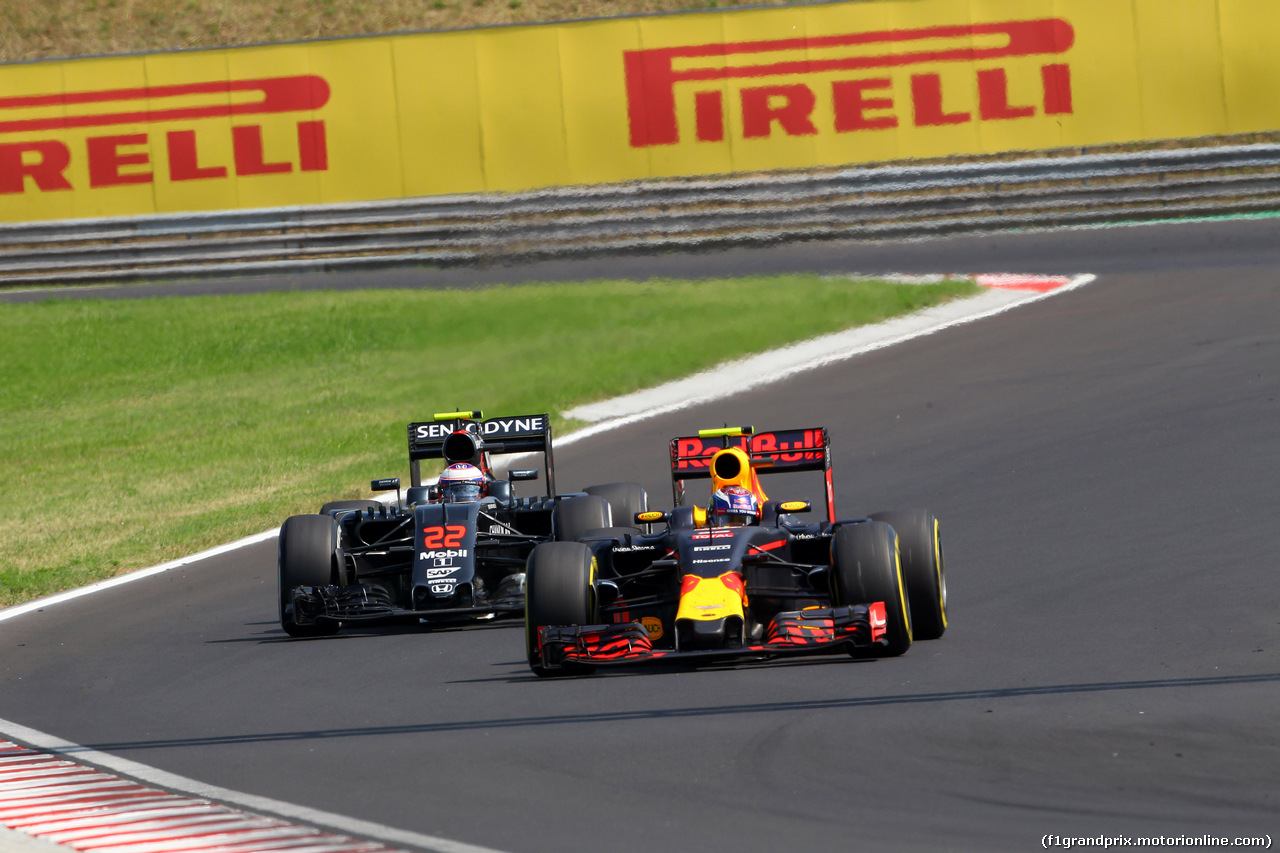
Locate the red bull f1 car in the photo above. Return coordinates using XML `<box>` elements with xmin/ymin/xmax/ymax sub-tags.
<box><xmin>524</xmin><ymin>425</ymin><xmax>946</xmax><ymax>675</ymax></box>
<box><xmin>278</xmin><ymin>410</ymin><xmax>647</xmax><ymax>637</ymax></box>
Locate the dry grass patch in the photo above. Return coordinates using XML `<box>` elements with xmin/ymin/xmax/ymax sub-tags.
<box><xmin>0</xmin><ymin>0</ymin><xmax>752</xmax><ymax>63</ymax></box>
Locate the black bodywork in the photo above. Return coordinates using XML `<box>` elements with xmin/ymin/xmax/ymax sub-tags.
<box><xmin>282</xmin><ymin>412</ymin><xmax>604</xmax><ymax>634</ymax></box>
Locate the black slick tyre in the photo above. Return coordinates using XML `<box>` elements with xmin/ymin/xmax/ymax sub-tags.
<box><xmin>279</xmin><ymin>513</ymin><xmax>341</xmax><ymax>638</ymax></box>
<box><xmin>871</xmin><ymin>510</ymin><xmax>946</xmax><ymax>640</ymax></box>
<box><xmin>832</xmin><ymin>521</ymin><xmax>912</xmax><ymax>657</ymax></box>
<box><xmin>525</xmin><ymin>541</ymin><xmax>596</xmax><ymax>677</ymax></box>
<box><xmin>553</xmin><ymin>494</ymin><xmax>610</xmax><ymax>542</ymax></box>
<box><xmin>583</xmin><ymin>482</ymin><xmax>648</xmax><ymax>527</ymax></box>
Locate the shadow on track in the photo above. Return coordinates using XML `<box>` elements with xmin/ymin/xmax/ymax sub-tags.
<box><xmin>206</xmin><ymin>618</ymin><xmax>524</xmax><ymax>643</ymax></box>
<box><xmin>64</xmin><ymin>672</ymin><xmax>1280</xmax><ymax>754</ymax></box>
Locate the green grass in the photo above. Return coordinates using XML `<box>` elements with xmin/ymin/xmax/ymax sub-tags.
<box><xmin>0</xmin><ymin>274</ymin><xmax>979</xmax><ymax>606</ymax></box>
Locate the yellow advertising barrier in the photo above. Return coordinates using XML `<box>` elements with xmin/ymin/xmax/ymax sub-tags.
<box><xmin>1</xmin><ymin>0</ymin><xmax>1278</xmax><ymax>223</ymax></box>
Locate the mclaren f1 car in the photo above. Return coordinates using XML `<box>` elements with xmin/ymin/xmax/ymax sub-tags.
<box><xmin>524</xmin><ymin>425</ymin><xmax>946</xmax><ymax>675</ymax></box>
<box><xmin>278</xmin><ymin>410</ymin><xmax>648</xmax><ymax>637</ymax></box>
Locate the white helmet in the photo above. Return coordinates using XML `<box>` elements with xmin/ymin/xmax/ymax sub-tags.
<box><xmin>439</xmin><ymin>463</ymin><xmax>486</xmax><ymax>503</ymax></box>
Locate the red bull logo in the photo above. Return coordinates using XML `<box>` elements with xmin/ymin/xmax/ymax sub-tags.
<box><xmin>624</xmin><ymin>19</ymin><xmax>1074</xmax><ymax>148</ymax></box>
<box><xmin>0</xmin><ymin>75</ymin><xmax>330</xmax><ymax>194</ymax></box>
<box><xmin>673</xmin><ymin>428</ymin><xmax>825</xmax><ymax>472</ymax></box>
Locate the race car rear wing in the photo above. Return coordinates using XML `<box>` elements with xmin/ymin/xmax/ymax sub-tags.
<box><xmin>669</xmin><ymin>426</ymin><xmax>835</xmax><ymax>522</ymax></box>
<box><xmin>407</xmin><ymin>410</ymin><xmax>558</xmax><ymax>495</ymax></box>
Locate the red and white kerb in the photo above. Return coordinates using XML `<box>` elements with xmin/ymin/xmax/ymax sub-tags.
<box><xmin>0</xmin><ymin>740</ymin><xmax>404</xmax><ymax>853</ymax></box>
<box><xmin>974</xmin><ymin>273</ymin><xmax>1074</xmax><ymax>292</ymax></box>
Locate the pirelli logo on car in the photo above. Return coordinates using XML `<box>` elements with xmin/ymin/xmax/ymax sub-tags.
<box><xmin>623</xmin><ymin>18</ymin><xmax>1074</xmax><ymax>148</ymax></box>
<box><xmin>0</xmin><ymin>75</ymin><xmax>330</xmax><ymax>195</ymax></box>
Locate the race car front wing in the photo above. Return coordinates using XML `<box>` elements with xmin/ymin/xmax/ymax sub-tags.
<box><xmin>533</xmin><ymin>603</ymin><xmax>886</xmax><ymax>670</ymax></box>
<box><xmin>288</xmin><ymin>583</ymin><xmax>523</xmax><ymax>625</ymax></box>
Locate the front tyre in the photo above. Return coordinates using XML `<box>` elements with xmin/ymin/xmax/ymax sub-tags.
<box><xmin>871</xmin><ymin>510</ymin><xmax>946</xmax><ymax>640</ymax></box>
<box><xmin>832</xmin><ymin>521</ymin><xmax>912</xmax><ymax>657</ymax></box>
<box><xmin>525</xmin><ymin>541</ymin><xmax>597</xmax><ymax>677</ymax></box>
<box><xmin>278</xmin><ymin>514</ymin><xmax>341</xmax><ymax>638</ymax></box>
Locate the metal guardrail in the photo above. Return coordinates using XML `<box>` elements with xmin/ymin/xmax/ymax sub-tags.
<box><xmin>3</xmin><ymin>142</ymin><xmax>1280</xmax><ymax>286</ymax></box>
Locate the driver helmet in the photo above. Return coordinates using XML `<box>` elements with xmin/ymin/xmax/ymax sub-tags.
<box><xmin>708</xmin><ymin>485</ymin><xmax>761</xmax><ymax>527</ymax></box>
<box><xmin>439</xmin><ymin>463</ymin><xmax>487</xmax><ymax>503</ymax></box>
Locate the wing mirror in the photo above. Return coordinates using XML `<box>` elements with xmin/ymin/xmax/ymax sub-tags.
<box><xmin>508</xmin><ymin>469</ymin><xmax>539</xmax><ymax>481</ymax></box>
<box><xmin>635</xmin><ymin>510</ymin><xmax>669</xmax><ymax>525</ymax></box>
<box><xmin>371</xmin><ymin>477</ymin><xmax>401</xmax><ymax>504</ymax></box>
<box><xmin>596</xmin><ymin>579</ymin><xmax>621</xmax><ymax>608</ymax></box>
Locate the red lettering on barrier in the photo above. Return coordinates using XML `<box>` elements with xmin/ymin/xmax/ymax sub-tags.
<box><xmin>167</xmin><ymin>130</ymin><xmax>227</xmax><ymax>181</ymax></box>
<box><xmin>0</xmin><ymin>75</ymin><xmax>331</xmax><ymax>135</ymax></box>
<box><xmin>911</xmin><ymin>74</ymin><xmax>969</xmax><ymax>126</ymax></box>
<box><xmin>0</xmin><ymin>141</ymin><xmax>71</xmax><ymax>193</ymax></box>
<box><xmin>695</xmin><ymin>91</ymin><xmax>725</xmax><ymax>143</ymax></box>
<box><xmin>233</xmin><ymin>125</ymin><xmax>291</xmax><ymax>175</ymax></box>
<box><xmin>87</xmin><ymin>134</ymin><xmax>152</xmax><ymax>187</ymax></box>
<box><xmin>1</xmin><ymin>119</ymin><xmax>328</xmax><ymax>194</ymax></box>
<box><xmin>624</xmin><ymin>19</ymin><xmax>1074</xmax><ymax>147</ymax></box>
<box><xmin>741</xmin><ymin>84</ymin><xmax>818</xmax><ymax>138</ymax></box>
<box><xmin>297</xmin><ymin>120</ymin><xmax>328</xmax><ymax>172</ymax></box>
<box><xmin>1042</xmin><ymin>63</ymin><xmax>1073</xmax><ymax>114</ymax></box>
<box><xmin>978</xmin><ymin>68</ymin><xmax>1035</xmax><ymax>120</ymax></box>
<box><xmin>832</xmin><ymin>78</ymin><xmax>897</xmax><ymax>132</ymax></box>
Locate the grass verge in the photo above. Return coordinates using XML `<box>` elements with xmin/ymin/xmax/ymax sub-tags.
<box><xmin>0</xmin><ymin>274</ymin><xmax>978</xmax><ymax>606</ymax></box>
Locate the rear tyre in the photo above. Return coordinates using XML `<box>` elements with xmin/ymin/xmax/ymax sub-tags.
<box><xmin>832</xmin><ymin>521</ymin><xmax>912</xmax><ymax>657</ymax></box>
<box><xmin>319</xmin><ymin>499</ymin><xmax>380</xmax><ymax>516</ymax></box>
<box><xmin>279</xmin><ymin>514</ymin><xmax>342</xmax><ymax>638</ymax></box>
<box><xmin>553</xmin><ymin>495</ymin><xmax>610</xmax><ymax>542</ymax></box>
<box><xmin>871</xmin><ymin>510</ymin><xmax>946</xmax><ymax>640</ymax></box>
<box><xmin>583</xmin><ymin>482</ymin><xmax>648</xmax><ymax>527</ymax></box>
<box><xmin>525</xmin><ymin>541</ymin><xmax>597</xmax><ymax>677</ymax></box>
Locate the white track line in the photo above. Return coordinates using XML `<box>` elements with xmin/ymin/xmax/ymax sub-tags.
<box><xmin>0</xmin><ymin>530</ymin><xmax>281</xmax><ymax>626</ymax></box>
<box><xmin>558</xmin><ymin>273</ymin><xmax>1095</xmax><ymax>445</ymax></box>
<box><xmin>0</xmin><ymin>273</ymin><xmax>1095</xmax><ymax>624</ymax></box>
<box><xmin>0</xmin><ymin>271</ymin><xmax>1094</xmax><ymax>853</ymax></box>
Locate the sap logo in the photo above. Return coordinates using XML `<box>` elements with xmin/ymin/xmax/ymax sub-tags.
<box><xmin>425</xmin><ymin>567</ymin><xmax>455</xmax><ymax>579</ymax></box>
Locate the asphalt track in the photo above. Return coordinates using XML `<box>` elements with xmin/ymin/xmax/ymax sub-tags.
<box><xmin>2</xmin><ymin>218</ymin><xmax>1279</xmax><ymax>852</ymax></box>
